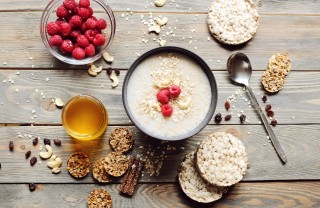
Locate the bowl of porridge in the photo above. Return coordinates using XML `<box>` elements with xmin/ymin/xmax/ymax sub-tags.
<box><xmin>123</xmin><ymin>47</ymin><xmax>217</xmax><ymax>141</ymax></box>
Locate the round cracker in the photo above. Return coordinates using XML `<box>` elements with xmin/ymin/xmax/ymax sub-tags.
<box><xmin>268</xmin><ymin>53</ymin><xmax>291</xmax><ymax>76</ymax></box>
<box><xmin>109</xmin><ymin>128</ymin><xmax>134</xmax><ymax>153</ymax></box>
<box><xmin>104</xmin><ymin>152</ymin><xmax>129</xmax><ymax>177</ymax></box>
<box><xmin>178</xmin><ymin>151</ymin><xmax>228</xmax><ymax>203</ymax></box>
<box><xmin>262</xmin><ymin>68</ymin><xmax>285</xmax><ymax>93</ymax></box>
<box><xmin>87</xmin><ymin>189</ymin><xmax>112</xmax><ymax>208</ymax></box>
<box><xmin>67</xmin><ymin>152</ymin><xmax>90</xmax><ymax>178</ymax></box>
<box><xmin>93</xmin><ymin>157</ymin><xmax>113</xmax><ymax>183</ymax></box>
<box><xmin>196</xmin><ymin>132</ymin><xmax>248</xmax><ymax>187</ymax></box>
<box><xmin>207</xmin><ymin>0</ymin><xmax>259</xmax><ymax>45</ymax></box>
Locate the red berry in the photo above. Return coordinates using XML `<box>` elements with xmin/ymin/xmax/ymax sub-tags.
<box><xmin>161</xmin><ymin>104</ymin><xmax>173</xmax><ymax>117</ymax></box>
<box><xmin>80</xmin><ymin>22</ymin><xmax>87</xmax><ymax>32</ymax></box>
<box><xmin>49</xmin><ymin>35</ymin><xmax>63</xmax><ymax>46</ymax></box>
<box><xmin>78</xmin><ymin>7</ymin><xmax>90</xmax><ymax>19</ymax></box>
<box><xmin>69</xmin><ymin>15</ymin><xmax>82</xmax><ymax>28</ymax></box>
<box><xmin>93</xmin><ymin>34</ymin><xmax>105</xmax><ymax>46</ymax></box>
<box><xmin>72</xmin><ymin>47</ymin><xmax>86</xmax><ymax>60</ymax></box>
<box><xmin>79</xmin><ymin>0</ymin><xmax>90</xmax><ymax>7</ymax></box>
<box><xmin>85</xmin><ymin>44</ymin><xmax>95</xmax><ymax>57</ymax></box>
<box><xmin>85</xmin><ymin>18</ymin><xmax>97</xmax><ymax>29</ymax></box>
<box><xmin>46</xmin><ymin>22</ymin><xmax>60</xmax><ymax>36</ymax></box>
<box><xmin>96</xmin><ymin>18</ymin><xmax>107</xmax><ymax>30</ymax></box>
<box><xmin>169</xmin><ymin>85</ymin><xmax>181</xmax><ymax>98</ymax></box>
<box><xmin>84</xmin><ymin>30</ymin><xmax>95</xmax><ymax>42</ymax></box>
<box><xmin>55</xmin><ymin>18</ymin><xmax>66</xmax><ymax>26</ymax></box>
<box><xmin>90</xmin><ymin>16</ymin><xmax>97</xmax><ymax>21</ymax></box>
<box><xmin>63</xmin><ymin>0</ymin><xmax>77</xmax><ymax>10</ymax></box>
<box><xmin>60</xmin><ymin>39</ymin><xmax>74</xmax><ymax>53</ymax></box>
<box><xmin>59</xmin><ymin>23</ymin><xmax>72</xmax><ymax>37</ymax></box>
<box><xmin>70</xmin><ymin>30</ymin><xmax>81</xmax><ymax>38</ymax></box>
<box><xmin>56</xmin><ymin>5</ymin><xmax>69</xmax><ymax>18</ymax></box>
<box><xmin>157</xmin><ymin>89</ymin><xmax>170</xmax><ymax>104</ymax></box>
<box><xmin>72</xmin><ymin>6</ymin><xmax>79</xmax><ymax>14</ymax></box>
<box><xmin>77</xmin><ymin>35</ymin><xmax>89</xmax><ymax>47</ymax></box>
<box><xmin>88</xmin><ymin>7</ymin><xmax>93</xmax><ymax>17</ymax></box>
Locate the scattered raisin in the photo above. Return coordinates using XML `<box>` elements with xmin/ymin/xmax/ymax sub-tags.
<box><xmin>240</xmin><ymin>114</ymin><xmax>246</xmax><ymax>123</ymax></box>
<box><xmin>53</xmin><ymin>139</ymin><xmax>62</xmax><ymax>146</ymax></box>
<box><xmin>262</xmin><ymin>95</ymin><xmax>267</xmax><ymax>103</ymax></box>
<box><xmin>43</xmin><ymin>138</ymin><xmax>51</xmax><ymax>145</ymax></box>
<box><xmin>0</xmin><ymin>163</ymin><xmax>1</xmax><ymax>170</ymax></box>
<box><xmin>265</xmin><ymin>104</ymin><xmax>272</xmax><ymax>111</ymax></box>
<box><xmin>9</xmin><ymin>141</ymin><xmax>14</xmax><ymax>151</ymax></box>
<box><xmin>267</xmin><ymin>110</ymin><xmax>274</xmax><ymax>118</ymax></box>
<box><xmin>214</xmin><ymin>113</ymin><xmax>222</xmax><ymax>124</ymax></box>
<box><xmin>32</xmin><ymin>137</ymin><xmax>39</xmax><ymax>146</ymax></box>
<box><xmin>29</xmin><ymin>183</ymin><xmax>37</xmax><ymax>192</ymax></box>
<box><xmin>25</xmin><ymin>151</ymin><xmax>31</xmax><ymax>159</ymax></box>
<box><xmin>30</xmin><ymin>157</ymin><xmax>37</xmax><ymax>166</ymax></box>
<box><xmin>224</xmin><ymin>100</ymin><xmax>230</xmax><ymax>110</ymax></box>
<box><xmin>115</xmin><ymin>68</ymin><xmax>120</xmax><ymax>76</ymax></box>
<box><xmin>106</xmin><ymin>68</ymin><xmax>112</xmax><ymax>76</ymax></box>
<box><xmin>224</xmin><ymin>114</ymin><xmax>232</xmax><ymax>121</ymax></box>
<box><xmin>271</xmin><ymin>119</ymin><xmax>278</xmax><ymax>126</ymax></box>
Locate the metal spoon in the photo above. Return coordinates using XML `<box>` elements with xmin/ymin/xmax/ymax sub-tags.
<box><xmin>227</xmin><ymin>52</ymin><xmax>287</xmax><ymax>163</ymax></box>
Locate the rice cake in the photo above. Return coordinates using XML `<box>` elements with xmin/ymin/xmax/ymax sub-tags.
<box><xmin>87</xmin><ymin>189</ymin><xmax>112</xmax><ymax>208</ymax></box>
<box><xmin>67</xmin><ymin>152</ymin><xmax>90</xmax><ymax>178</ymax></box>
<box><xmin>92</xmin><ymin>157</ymin><xmax>113</xmax><ymax>183</ymax></box>
<box><xmin>104</xmin><ymin>152</ymin><xmax>129</xmax><ymax>177</ymax></box>
<box><xmin>109</xmin><ymin>128</ymin><xmax>134</xmax><ymax>153</ymax></box>
<box><xmin>268</xmin><ymin>53</ymin><xmax>292</xmax><ymax>76</ymax></box>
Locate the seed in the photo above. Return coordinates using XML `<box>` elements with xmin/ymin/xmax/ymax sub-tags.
<box><xmin>214</xmin><ymin>113</ymin><xmax>222</xmax><ymax>124</ymax></box>
<box><xmin>53</xmin><ymin>139</ymin><xmax>61</xmax><ymax>146</ymax></box>
<box><xmin>30</xmin><ymin>157</ymin><xmax>37</xmax><ymax>166</ymax></box>
<box><xmin>224</xmin><ymin>114</ymin><xmax>232</xmax><ymax>121</ymax></box>
<box><xmin>9</xmin><ymin>141</ymin><xmax>14</xmax><ymax>151</ymax></box>
<box><xmin>240</xmin><ymin>114</ymin><xmax>246</xmax><ymax>123</ymax></box>
<box><xmin>43</xmin><ymin>138</ymin><xmax>51</xmax><ymax>145</ymax></box>
<box><xmin>267</xmin><ymin>110</ymin><xmax>274</xmax><ymax>118</ymax></box>
<box><xmin>115</xmin><ymin>68</ymin><xmax>120</xmax><ymax>76</ymax></box>
<box><xmin>262</xmin><ymin>95</ymin><xmax>267</xmax><ymax>103</ymax></box>
<box><xmin>265</xmin><ymin>104</ymin><xmax>272</xmax><ymax>111</ymax></box>
<box><xmin>32</xmin><ymin>137</ymin><xmax>39</xmax><ymax>146</ymax></box>
<box><xmin>29</xmin><ymin>183</ymin><xmax>37</xmax><ymax>192</ymax></box>
<box><xmin>106</xmin><ymin>68</ymin><xmax>112</xmax><ymax>76</ymax></box>
<box><xmin>271</xmin><ymin>119</ymin><xmax>277</xmax><ymax>126</ymax></box>
<box><xmin>25</xmin><ymin>151</ymin><xmax>31</xmax><ymax>159</ymax></box>
<box><xmin>225</xmin><ymin>100</ymin><xmax>230</xmax><ymax>110</ymax></box>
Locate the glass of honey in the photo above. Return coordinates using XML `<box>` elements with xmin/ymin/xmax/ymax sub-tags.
<box><xmin>62</xmin><ymin>95</ymin><xmax>108</xmax><ymax>140</ymax></box>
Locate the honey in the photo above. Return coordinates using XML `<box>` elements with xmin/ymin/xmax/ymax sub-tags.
<box><xmin>62</xmin><ymin>95</ymin><xmax>108</xmax><ymax>140</ymax></box>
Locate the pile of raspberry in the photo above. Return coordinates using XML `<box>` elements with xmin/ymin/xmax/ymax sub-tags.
<box><xmin>46</xmin><ymin>0</ymin><xmax>108</xmax><ymax>60</ymax></box>
<box><xmin>156</xmin><ymin>85</ymin><xmax>181</xmax><ymax>117</ymax></box>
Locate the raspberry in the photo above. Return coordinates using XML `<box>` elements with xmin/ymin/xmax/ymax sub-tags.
<box><xmin>169</xmin><ymin>85</ymin><xmax>181</xmax><ymax>98</ymax></box>
<box><xmin>161</xmin><ymin>104</ymin><xmax>173</xmax><ymax>117</ymax></box>
<box><xmin>70</xmin><ymin>30</ymin><xmax>81</xmax><ymax>38</ymax></box>
<box><xmin>88</xmin><ymin>7</ymin><xmax>93</xmax><ymax>17</ymax></box>
<box><xmin>72</xmin><ymin>6</ymin><xmax>79</xmax><ymax>15</ymax></box>
<box><xmin>157</xmin><ymin>89</ymin><xmax>170</xmax><ymax>104</ymax></box>
<box><xmin>85</xmin><ymin>44</ymin><xmax>95</xmax><ymax>57</ymax></box>
<box><xmin>85</xmin><ymin>18</ymin><xmax>97</xmax><ymax>29</ymax></box>
<box><xmin>72</xmin><ymin>47</ymin><xmax>86</xmax><ymax>60</ymax></box>
<box><xmin>60</xmin><ymin>40</ymin><xmax>74</xmax><ymax>53</ymax></box>
<box><xmin>59</xmin><ymin>23</ymin><xmax>72</xmax><ymax>36</ymax></box>
<box><xmin>56</xmin><ymin>5</ymin><xmax>69</xmax><ymax>18</ymax></box>
<box><xmin>77</xmin><ymin>35</ymin><xmax>89</xmax><ymax>47</ymax></box>
<box><xmin>46</xmin><ymin>22</ymin><xmax>60</xmax><ymax>36</ymax></box>
<box><xmin>55</xmin><ymin>18</ymin><xmax>66</xmax><ymax>26</ymax></box>
<box><xmin>84</xmin><ymin>30</ymin><xmax>95</xmax><ymax>42</ymax></box>
<box><xmin>96</xmin><ymin>18</ymin><xmax>107</xmax><ymax>30</ymax></box>
<box><xmin>78</xmin><ymin>7</ymin><xmax>91</xmax><ymax>19</ymax></box>
<box><xmin>90</xmin><ymin>16</ymin><xmax>97</xmax><ymax>21</ymax></box>
<box><xmin>49</xmin><ymin>35</ymin><xmax>63</xmax><ymax>46</ymax></box>
<box><xmin>69</xmin><ymin>15</ymin><xmax>82</xmax><ymax>28</ymax></box>
<box><xmin>80</xmin><ymin>22</ymin><xmax>87</xmax><ymax>32</ymax></box>
<box><xmin>63</xmin><ymin>0</ymin><xmax>77</xmax><ymax>10</ymax></box>
<box><xmin>93</xmin><ymin>34</ymin><xmax>105</xmax><ymax>46</ymax></box>
<box><xmin>79</xmin><ymin>0</ymin><xmax>90</xmax><ymax>7</ymax></box>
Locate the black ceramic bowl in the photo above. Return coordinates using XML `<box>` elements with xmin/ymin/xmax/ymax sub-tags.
<box><xmin>122</xmin><ymin>46</ymin><xmax>218</xmax><ymax>141</ymax></box>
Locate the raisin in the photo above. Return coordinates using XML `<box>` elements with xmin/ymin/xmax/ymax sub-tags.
<box><xmin>32</xmin><ymin>137</ymin><xmax>39</xmax><ymax>146</ymax></box>
<box><xmin>43</xmin><ymin>138</ymin><xmax>51</xmax><ymax>145</ymax></box>
<box><xmin>271</xmin><ymin>119</ymin><xmax>277</xmax><ymax>126</ymax></box>
<box><xmin>115</xmin><ymin>68</ymin><xmax>120</xmax><ymax>76</ymax></box>
<box><xmin>240</xmin><ymin>114</ymin><xmax>246</xmax><ymax>123</ymax></box>
<box><xmin>0</xmin><ymin>163</ymin><xmax>1</xmax><ymax>170</ymax></box>
<box><xmin>9</xmin><ymin>141</ymin><xmax>14</xmax><ymax>151</ymax></box>
<box><xmin>262</xmin><ymin>95</ymin><xmax>267</xmax><ymax>103</ymax></box>
<box><xmin>106</xmin><ymin>68</ymin><xmax>112</xmax><ymax>76</ymax></box>
<box><xmin>29</xmin><ymin>183</ymin><xmax>37</xmax><ymax>192</ymax></box>
<box><xmin>224</xmin><ymin>114</ymin><xmax>232</xmax><ymax>121</ymax></box>
<box><xmin>265</xmin><ymin>104</ymin><xmax>272</xmax><ymax>111</ymax></box>
<box><xmin>30</xmin><ymin>157</ymin><xmax>37</xmax><ymax>166</ymax></box>
<box><xmin>25</xmin><ymin>151</ymin><xmax>31</xmax><ymax>159</ymax></box>
<box><xmin>214</xmin><ymin>113</ymin><xmax>222</xmax><ymax>124</ymax></box>
<box><xmin>224</xmin><ymin>100</ymin><xmax>230</xmax><ymax>110</ymax></box>
<box><xmin>267</xmin><ymin>110</ymin><xmax>274</xmax><ymax>118</ymax></box>
<box><xmin>53</xmin><ymin>139</ymin><xmax>62</xmax><ymax>146</ymax></box>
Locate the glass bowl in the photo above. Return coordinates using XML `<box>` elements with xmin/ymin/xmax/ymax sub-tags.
<box><xmin>40</xmin><ymin>0</ymin><xmax>116</xmax><ymax>65</ymax></box>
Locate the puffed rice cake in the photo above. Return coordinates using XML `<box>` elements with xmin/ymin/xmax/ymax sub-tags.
<box><xmin>104</xmin><ymin>152</ymin><xmax>129</xmax><ymax>177</ymax></box>
<box><xmin>196</xmin><ymin>132</ymin><xmax>248</xmax><ymax>187</ymax></box>
<box><xmin>268</xmin><ymin>53</ymin><xmax>291</xmax><ymax>76</ymax></box>
<box><xmin>207</xmin><ymin>0</ymin><xmax>260</xmax><ymax>45</ymax></box>
<box><xmin>87</xmin><ymin>189</ymin><xmax>112</xmax><ymax>208</ymax></box>
<box><xmin>109</xmin><ymin>128</ymin><xmax>134</xmax><ymax>153</ymax></box>
<box><xmin>93</xmin><ymin>157</ymin><xmax>114</xmax><ymax>183</ymax></box>
<box><xmin>178</xmin><ymin>151</ymin><xmax>228</xmax><ymax>203</ymax></box>
<box><xmin>261</xmin><ymin>68</ymin><xmax>285</xmax><ymax>93</ymax></box>
<box><xmin>67</xmin><ymin>152</ymin><xmax>90</xmax><ymax>178</ymax></box>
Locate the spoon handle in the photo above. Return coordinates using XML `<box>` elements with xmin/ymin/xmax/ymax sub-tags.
<box><xmin>246</xmin><ymin>86</ymin><xmax>287</xmax><ymax>163</ymax></box>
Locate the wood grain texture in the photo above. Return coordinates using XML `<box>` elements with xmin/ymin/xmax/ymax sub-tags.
<box><xmin>0</xmin><ymin>125</ymin><xmax>319</xmax><ymax>183</ymax></box>
<box><xmin>0</xmin><ymin>12</ymin><xmax>319</xmax><ymax>70</ymax></box>
<box><xmin>0</xmin><ymin>70</ymin><xmax>319</xmax><ymax>125</ymax></box>
<box><xmin>0</xmin><ymin>182</ymin><xmax>319</xmax><ymax>208</ymax></box>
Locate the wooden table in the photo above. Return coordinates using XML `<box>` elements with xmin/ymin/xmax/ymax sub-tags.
<box><xmin>0</xmin><ymin>0</ymin><xmax>320</xmax><ymax>207</ymax></box>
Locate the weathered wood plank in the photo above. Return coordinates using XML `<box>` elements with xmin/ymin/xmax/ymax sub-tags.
<box><xmin>0</xmin><ymin>12</ymin><xmax>319</xmax><ymax>70</ymax></box>
<box><xmin>0</xmin><ymin>70</ymin><xmax>319</xmax><ymax>125</ymax></box>
<box><xmin>0</xmin><ymin>182</ymin><xmax>319</xmax><ymax>208</ymax></box>
<box><xmin>0</xmin><ymin>125</ymin><xmax>319</xmax><ymax>183</ymax></box>
<box><xmin>1</xmin><ymin>0</ymin><xmax>320</xmax><ymax>14</ymax></box>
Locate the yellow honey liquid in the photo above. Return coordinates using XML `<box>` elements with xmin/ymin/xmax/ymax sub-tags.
<box><xmin>62</xmin><ymin>95</ymin><xmax>108</xmax><ymax>140</ymax></box>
